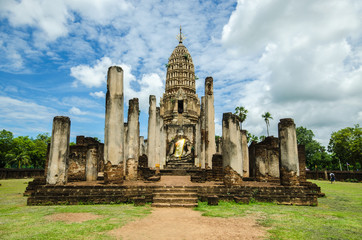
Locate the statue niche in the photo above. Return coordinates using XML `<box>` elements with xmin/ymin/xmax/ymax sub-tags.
<box><xmin>166</xmin><ymin>129</ymin><xmax>194</xmax><ymax>169</ymax></box>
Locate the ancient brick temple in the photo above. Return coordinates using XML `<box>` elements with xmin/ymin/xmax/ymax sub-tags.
<box><xmin>26</xmin><ymin>28</ymin><xmax>323</xmax><ymax>207</ymax></box>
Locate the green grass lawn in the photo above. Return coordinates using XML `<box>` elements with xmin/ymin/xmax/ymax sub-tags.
<box><xmin>0</xmin><ymin>179</ymin><xmax>152</xmax><ymax>240</ymax></box>
<box><xmin>196</xmin><ymin>180</ymin><xmax>362</xmax><ymax>240</ymax></box>
<box><xmin>0</xmin><ymin>179</ymin><xmax>361</xmax><ymax>239</ymax></box>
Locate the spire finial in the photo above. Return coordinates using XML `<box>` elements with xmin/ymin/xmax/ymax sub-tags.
<box><xmin>176</xmin><ymin>25</ymin><xmax>186</xmax><ymax>43</ymax></box>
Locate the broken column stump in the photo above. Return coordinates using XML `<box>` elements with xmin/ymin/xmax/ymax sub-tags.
<box><xmin>278</xmin><ymin>118</ymin><xmax>300</xmax><ymax>186</ymax></box>
<box><xmin>104</xmin><ymin>161</ymin><xmax>124</xmax><ymax>184</ymax></box>
<box><xmin>47</xmin><ymin>116</ymin><xmax>71</xmax><ymax>185</ymax></box>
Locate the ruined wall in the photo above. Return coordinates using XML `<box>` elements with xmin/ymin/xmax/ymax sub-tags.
<box><xmin>67</xmin><ymin>136</ymin><xmax>104</xmax><ymax>181</ymax></box>
<box><xmin>254</xmin><ymin>137</ymin><xmax>280</xmax><ymax>181</ymax></box>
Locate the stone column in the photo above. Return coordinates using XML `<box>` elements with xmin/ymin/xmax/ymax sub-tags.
<box><xmin>195</xmin><ymin>121</ymin><xmax>201</xmax><ymax>168</ymax></box>
<box><xmin>205</xmin><ymin>77</ymin><xmax>216</xmax><ymax>169</ymax></box>
<box><xmin>278</xmin><ymin>118</ymin><xmax>300</xmax><ymax>186</ymax></box>
<box><xmin>200</xmin><ymin>97</ymin><xmax>206</xmax><ymax>169</ymax></box>
<box><xmin>123</xmin><ymin>123</ymin><xmax>128</xmax><ymax>171</ymax></box>
<box><xmin>155</xmin><ymin>107</ymin><xmax>161</xmax><ymax>172</ymax></box>
<box><xmin>47</xmin><ymin>116</ymin><xmax>71</xmax><ymax>185</ymax></box>
<box><xmin>222</xmin><ymin>113</ymin><xmax>243</xmax><ymax>176</ymax></box>
<box><xmin>126</xmin><ymin>98</ymin><xmax>139</xmax><ymax>180</ymax></box>
<box><xmin>86</xmin><ymin>145</ymin><xmax>98</xmax><ymax>181</ymax></box>
<box><xmin>241</xmin><ymin>130</ymin><xmax>249</xmax><ymax>177</ymax></box>
<box><xmin>104</xmin><ymin>66</ymin><xmax>124</xmax><ymax>165</ymax></box>
<box><xmin>159</xmin><ymin>116</ymin><xmax>166</xmax><ymax>169</ymax></box>
<box><xmin>298</xmin><ymin>145</ymin><xmax>307</xmax><ymax>182</ymax></box>
<box><xmin>139</xmin><ymin>136</ymin><xmax>145</xmax><ymax>156</ymax></box>
<box><xmin>147</xmin><ymin>95</ymin><xmax>157</xmax><ymax>168</ymax></box>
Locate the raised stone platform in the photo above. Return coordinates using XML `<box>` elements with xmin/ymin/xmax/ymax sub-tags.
<box><xmin>26</xmin><ymin>176</ymin><xmax>321</xmax><ymax>206</ymax></box>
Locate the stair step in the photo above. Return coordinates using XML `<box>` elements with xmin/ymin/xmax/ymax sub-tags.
<box><xmin>153</xmin><ymin>197</ymin><xmax>197</xmax><ymax>204</ymax></box>
<box><xmin>154</xmin><ymin>193</ymin><xmax>197</xmax><ymax>198</ymax></box>
<box><xmin>151</xmin><ymin>203</ymin><xmax>198</xmax><ymax>208</ymax></box>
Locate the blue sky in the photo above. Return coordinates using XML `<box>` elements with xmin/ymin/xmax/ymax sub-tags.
<box><xmin>0</xmin><ymin>0</ymin><xmax>361</xmax><ymax>147</ymax></box>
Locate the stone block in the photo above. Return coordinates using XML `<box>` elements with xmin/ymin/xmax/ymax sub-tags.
<box><xmin>104</xmin><ymin>161</ymin><xmax>124</xmax><ymax>184</ymax></box>
<box><xmin>223</xmin><ymin>165</ymin><xmax>243</xmax><ymax>187</ymax></box>
<box><xmin>207</xmin><ymin>195</ymin><xmax>219</xmax><ymax>206</ymax></box>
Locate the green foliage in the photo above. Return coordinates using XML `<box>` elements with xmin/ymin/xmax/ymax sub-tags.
<box><xmin>164</xmin><ymin>63</ymin><xmax>170</xmax><ymax>68</ymax></box>
<box><xmin>234</xmin><ymin>106</ymin><xmax>248</xmax><ymax>129</ymax></box>
<box><xmin>247</xmin><ymin>132</ymin><xmax>259</xmax><ymax>144</ymax></box>
<box><xmin>296</xmin><ymin>126</ymin><xmax>333</xmax><ymax>170</ymax></box>
<box><xmin>0</xmin><ymin>130</ymin><xmax>50</xmax><ymax>169</ymax></box>
<box><xmin>0</xmin><ymin>129</ymin><xmax>14</xmax><ymax>168</ymax></box>
<box><xmin>328</xmin><ymin>124</ymin><xmax>361</xmax><ymax>170</ymax></box>
<box><xmin>261</xmin><ymin>112</ymin><xmax>273</xmax><ymax>136</ymax></box>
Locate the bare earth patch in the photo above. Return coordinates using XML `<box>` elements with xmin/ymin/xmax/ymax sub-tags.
<box><xmin>108</xmin><ymin>208</ymin><xmax>268</xmax><ymax>240</ymax></box>
<box><xmin>45</xmin><ymin>213</ymin><xmax>101</xmax><ymax>223</ymax></box>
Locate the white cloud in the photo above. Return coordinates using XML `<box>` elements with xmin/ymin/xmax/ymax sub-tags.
<box><xmin>70</xmin><ymin>57</ymin><xmax>164</xmax><ymax>112</ymax></box>
<box><xmin>90</xmin><ymin>91</ymin><xmax>105</xmax><ymax>98</ymax></box>
<box><xmin>70</xmin><ymin>57</ymin><xmax>112</xmax><ymax>87</ymax></box>
<box><xmin>69</xmin><ymin>106</ymin><xmax>86</xmax><ymax>115</ymax></box>
<box><xmin>218</xmin><ymin>0</ymin><xmax>362</xmax><ymax>146</ymax></box>
<box><xmin>0</xmin><ymin>96</ymin><xmax>55</xmax><ymax>121</ymax></box>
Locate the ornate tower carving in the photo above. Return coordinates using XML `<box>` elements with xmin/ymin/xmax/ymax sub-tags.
<box><xmin>160</xmin><ymin>27</ymin><xmax>200</xmax><ymax>125</ymax></box>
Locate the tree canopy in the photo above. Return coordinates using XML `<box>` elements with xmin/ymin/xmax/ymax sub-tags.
<box><xmin>296</xmin><ymin>126</ymin><xmax>332</xmax><ymax>170</ymax></box>
<box><xmin>328</xmin><ymin>124</ymin><xmax>361</xmax><ymax>170</ymax></box>
<box><xmin>0</xmin><ymin>130</ymin><xmax>50</xmax><ymax>169</ymax></box>
<box><xmin>234</xmin><ymin>106</ymin><xmax>248</xmax><ymax>129</ymax></box>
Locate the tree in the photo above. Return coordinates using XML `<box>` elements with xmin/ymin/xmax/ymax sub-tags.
<box><xmin>262</xmin><ymin>112</ymin><xmax>273</xmax><ymax>136</ymax></box>
<box><xmin>31</xmin><ymin>133</ymin><xmax>51</xmax><ymax>168</ymax></box>
<box><xmin>5</xmin><ymin>136</ymin><xmax>34</xmax><ymax>168</ymax></box>
<box><xmin>247</xmin><ymin>132</ymin><xmax>258</xmax><ymax>144</ymax></box>
<box><xmin>0</xmin><ymin>130</ymin><xmax>51</xmax><ymax>169</ymax></box>
<box><xmin>296</xmin><ymin>126</ymin><xmax>333</xmax><ymax>170</ymax></box>
<box><xmin>0</xmin><ymin>129</ymin><xmax>14</xmax><ymax>168</ymax></box>
<box><xmin>234</xmin><ymin>106</ymin><xmax>248</xmax><ymax>129</ymax></box>
<box><xmin>328</xmin><ymin>124</ymin><xmax>362</xmax><ymax>170</ymax></box>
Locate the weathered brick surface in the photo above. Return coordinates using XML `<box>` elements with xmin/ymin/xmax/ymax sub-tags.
<box><xmin>104</xmin><ymin>162</ymin><xmax>124</xmax><ymax>184</ymax></box>
<box><xmin>67</xmin><ymin>137</ymin><xmax>104</xmax><ymax>182</ymax></box>
<box><xmin>223</xmin><ymin>165</ymin><xmax>243</xmax><ymax>187</ymax></box>
<box><xmin>212</xmin><ymin>154</ymin><xmax>224</xmax><ymax>181</ymax></box>
<box><xmin>298</xmin><ymin>145</ymin><xmax>307</xmax><ymax>182</ymax></box>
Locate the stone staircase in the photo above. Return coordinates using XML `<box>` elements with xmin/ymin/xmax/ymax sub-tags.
<box><xmin>152</xmin><ymin>186</ymin><xmax>198</xmax><ymax>208</ymax></box>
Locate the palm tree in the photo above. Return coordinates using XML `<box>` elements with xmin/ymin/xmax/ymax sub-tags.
<box><xmin>234</xmin><ymin>106</ymin><xmax>248</xmax><ymax>129</ymax></box>
<box><xmin>262</xmin><ymin>112</ymin><xmax>273</xmax><ymax>136</ymax></box>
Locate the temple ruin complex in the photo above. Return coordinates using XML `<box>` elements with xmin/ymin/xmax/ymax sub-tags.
<box><xmin>26</xmin><ymin>28</ymin><xmax>323</xmax><ymax>207</ymax></box>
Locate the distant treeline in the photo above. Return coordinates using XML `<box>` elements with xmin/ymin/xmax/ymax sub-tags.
<box><xmin>0</xmin><ymin>130</ymin><xmax>50</xmax><ymax>169</ymax></box>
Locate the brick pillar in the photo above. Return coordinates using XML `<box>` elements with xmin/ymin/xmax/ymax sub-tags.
<box><xmin>104</xmin><ymin>66</ymin><xmax>124</xmax><ymax>166</ymax></box>
<box><xmin>222</xmin><ymin>113</ymin><xmax>243</xmax><ymax>176</ymax></box>
<box><xmin>126</xmin><ymin>98</ymin><xmax>139</xmax><ymax>180</ymax></box>
<box><xmin>147</xmin><ymin>95</ymin><xmax>157</xmax><ymax>168</ymax></box>
<box><xmin>241</xmin><ymin>130</ymin><xmax>249</xmax><ymax>177</ymax></box>
<box><xmin>47</xmin><ymin>116</ymin><xmax>71</xmax><ymax>185</ymax></box>
<box><xmin>278</xmin><ymin>118</ymin><xmax>299</xmax><ymax>186</ymax></box>
<box><xmin>298</xmin><ymin>145</ymin><xmax>307</xmax><ymax>182</ymax></box>
<box><xmin>200</xmin><ymin>96</ymin><xmax>206</xmax><ymax>168</ymax></box>
<box><xmin>86</xmin><ymin>145</ymin><xmax>98</xmax><ymax>181</ymax></box>
<box><xmin>205</xmin><ymin>77</ymin><xmax>216</xmax><ymax>169</ymax></box>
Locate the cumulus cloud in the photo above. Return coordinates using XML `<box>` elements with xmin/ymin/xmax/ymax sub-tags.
<box><xmin>70</xmin><ymin>57</ymin><xmax>164</xmax><ymax>112</ymax></box>
<box><xmin>69</xmin><ymin>106</ymin><xmax>86</xmax><ymax>115</ymax></box>
<box><xmin>90</xmin><ymin>91</ymin><xmax>105</xmax><ymax>98</ymax></box>
<box><xmin>218</xmin><ymin>0</ymin><xmax>362</xmax><ymax>145</ymax></box>
<box><xmin>70</xmin><ymin>57</ymin><xmax>112</xmax><ymax>88</ymax></box>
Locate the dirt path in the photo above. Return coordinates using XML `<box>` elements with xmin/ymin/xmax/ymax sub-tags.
<box><xmin>108</xmin><ymin>208</ymin><xmax>268</xmax><ymax>240</ymax></box>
